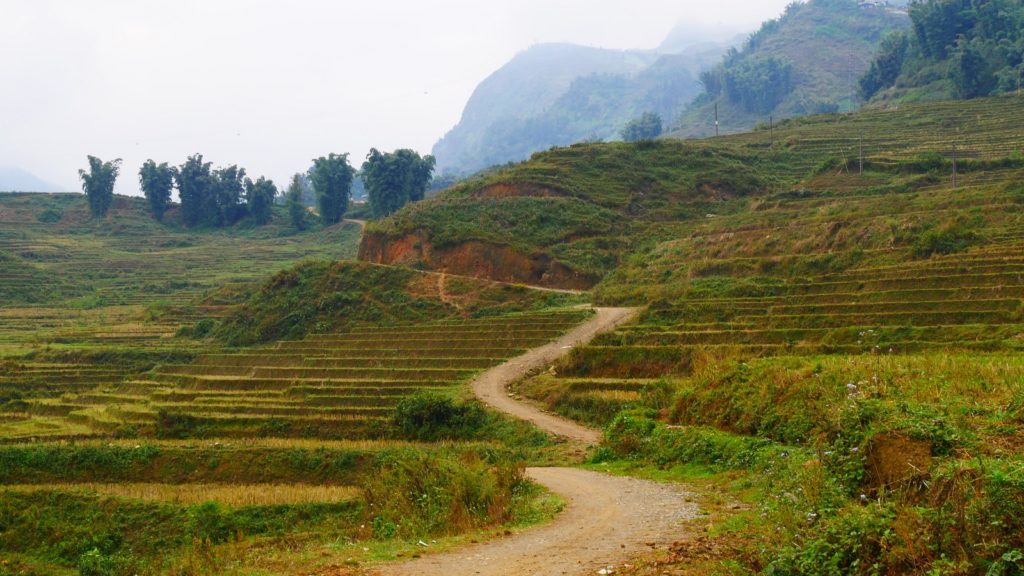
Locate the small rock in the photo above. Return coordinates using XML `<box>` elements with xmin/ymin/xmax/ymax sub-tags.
<box><xmin>417</xmin><ymin>540</ymin><xmax>428</xmax><ymax>547</ymax></box>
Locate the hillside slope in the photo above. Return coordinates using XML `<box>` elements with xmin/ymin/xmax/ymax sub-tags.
<box><xmin>670</xmin><ymin>0</ymin><xmax>909</xmax><ymax>138</ymax></box>
<box><xmin>363</xmin><ymin>95</ymin><xmax>1024</xmax><ymax>291</ymax></box>
<box><xmin>433</xmin><ymin>39</ymin><xmax>729</xmax><ymax>175</ymax></box>
<box><xmin>861</xmin><ymin>0</ymin><xmax>1024</xmax><ymax>104</ymax></box>
<box><xmin>479</xmin><ymin>94</ymin><xmax>1024</xmax><ymax>574</ymax></box>
<box><xmin>361</xmin><ymin>141</ymin><xmax>771</xmax><ymax>288</ymax></box>
<box><xmin>0</xmin><ymin>192</ymin><xmax>360</xmax><ymax>307</ymax></box>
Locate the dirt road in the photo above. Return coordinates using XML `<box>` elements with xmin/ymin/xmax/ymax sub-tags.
<box><xmin>375</xmin><ymin>307</ymin><xmax>700</xmax><ymax>576</ymax></box>
<box><xmin>382</xmin><ymin>467</ymin><xmax>697</xmax><ymax>576</ymax></box>
<box><xmin>472</xmin><ymin>307</ymin><xmax>639</xmax><ymax>445</ymax></box>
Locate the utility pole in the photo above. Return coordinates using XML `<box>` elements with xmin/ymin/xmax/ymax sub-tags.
<box><xmin>714</xmin><ymin>102</ymin><xmax>719</xmax><ymax>137</ymax></box>
<box><xmin>859</xmin><ymin>131</ymin><xmax>864</xmax><ymax>176</ymax></box>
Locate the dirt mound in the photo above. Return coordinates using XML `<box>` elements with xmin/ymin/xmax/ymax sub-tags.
<box><xmin>866</xmin><ymin>434</ymin><xmax>932</xmax><ymax>489</ymax></box>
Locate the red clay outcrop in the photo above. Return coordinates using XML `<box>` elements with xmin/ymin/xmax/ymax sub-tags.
<box><xmin>358</xmin><ymin>230</ymin><xmax>597</xmax><ymax>290</ymax></box>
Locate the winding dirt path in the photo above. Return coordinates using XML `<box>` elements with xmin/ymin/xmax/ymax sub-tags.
<box><xmin>381</xmin><ymin>468</ymin><xmax>697</xmax><ymax>576</ymax></box>
<box><xmin>376</xmin><ymin>307</ymin><xmax>701</xmax><ymax>576</ymax></box>
<box><xmin>472</xmin><ymin>307</ymin><xmax>639</xmax><ymax>445</ymax></box>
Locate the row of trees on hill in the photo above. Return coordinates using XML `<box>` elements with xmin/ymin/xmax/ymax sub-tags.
<box><xmin>700</xmin><ymin>55</ymin><xmax>796</xmax><ymax>115</ymax></box>
<box><xmin>861</xmin><ymin>0</ymin><xmax>1024</xmax><ymax>100</ymax></box>
<box><xmin>136</xmin><ymin>156</ymin><xmax>278</xmax><ymax>226</ymax></box>
<box><xmin>78</xmin><ymin>148</ymin><xmax>435</xmax><ymax>226</ymax></box>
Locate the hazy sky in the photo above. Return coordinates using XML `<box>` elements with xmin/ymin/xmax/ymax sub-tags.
<box><xmin>1</xmin><ymin>0</ymin><xmax>792</xmax><ymax>194</ymax></box>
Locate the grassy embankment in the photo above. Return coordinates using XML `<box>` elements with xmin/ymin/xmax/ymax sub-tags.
<box><xmin>0</xmin><ymin>193</ymin><xmax>584</xmax><ymax>574</ymax></box>
<box><xmin>374</xmin><ymin>95</ymin><xmax>1024</xmax><ymax>574</ymax></box>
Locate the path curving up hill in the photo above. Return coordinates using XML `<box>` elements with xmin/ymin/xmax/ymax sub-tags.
<box><xmin>472</xmin><ymin>307</ymin><xmax>639</xmax><ymax>445</ymax></box>
<box><xmin>376</xmin><ymin>307</ymin><xmax>700</xmax><ymax>576</ymax></box>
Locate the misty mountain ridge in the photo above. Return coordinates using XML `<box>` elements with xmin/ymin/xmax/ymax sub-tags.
<box><xmin>0</xmin><ymin>167</ymin><xmax>64</xmax><ymax>192</ymax></box>
<box><xmin>432</xmin><ymin>23</ymin><xmax>741</xmax><ymax>175</ymax></box>
<box><xmin>669</xmin><ymin>0</ymin><xmax>910</xmax><ymax>138</ymax></box>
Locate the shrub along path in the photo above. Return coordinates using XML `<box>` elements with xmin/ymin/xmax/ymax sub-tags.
<box><xmin>377</xmin><ymin>307</ymin><xmax>701</xmax><ymax>576</ymax></box>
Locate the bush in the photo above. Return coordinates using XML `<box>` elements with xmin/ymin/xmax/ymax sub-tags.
<box><xmin>77</xmin><ymin>548</ymin><xmax>134</xmax><ymax>576</ymax></box>
<box><xmin>37</xmin><ymin>208</ymin><xmax>63</xmax><ymax>223</ymax></box>
<box><xmin>361</xmin><ymin>449</ymin><xmax>526</xmax><ymax>538</ymax></box>
<box><xmin>393</xmin><ymin>392</ymin><xmax>487</xmax><ymax>441</ymax></box>
<box><xmin>912</xmin><ymin>225</ymin><xmax>979</xmax><ymax>258</ymax></box>
<box><xmin>188</xmin><ymin>502</ymin><xmax>233</xmax><ymax>544</ymax></box>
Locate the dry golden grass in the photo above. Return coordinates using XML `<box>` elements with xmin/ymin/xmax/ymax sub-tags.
<box><xmin>26</xmin><ymin>437</ymin><xmax>483</xmax><ymax>451</ymax></box>
<box><xmin>1</xmin><ymin>483</ymin><xmax>361</xmax><ymax>507</ymax></box>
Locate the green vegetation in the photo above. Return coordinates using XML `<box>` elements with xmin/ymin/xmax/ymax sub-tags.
<box><xmin>620</xmin><ymin>112</ymin><xmax>663</xmax><ymax>142</ymax></box>
<box><xmin>285</xmin><ymin>173</ymin><xmax>308</xmax><ymax>231</ymax></box>
<box><xmin>170</xmin><ymin>154</ymin><xmax>283</xmax><ymax>229</ymax></box>
<box><xmin>0</xmin><ymin>443</ymin><xmax>539</xmax><ymax>575</ymax></box>
<box><xmin>366</xmin><ymin>140</ymin><xmax>769</xmax><ymax>281</ymax></box>
<box><xmin>362</xmin><ymin>148</ymin><xmax>436</xmax><ymax>218</ymax></box>
<box><xmin>137</xmin><ymin>160</ymin><xmax>174</xmax><ymax>222</ymax></box>
<box><xmin>401</xmin><ymin>93</ymin><xmax>1024</xmax><ymax>574</ymax></box>
<box><xmin>311</xmin><ymin>153</ymin><xmax>356</xmax><ymax>225</ymax></box>
<box><xmin>214</xmin><ymin>260</ymin><xmax>581</xmax><ymax>345</ymax></box>
<box><xmin>79</xmin><ymin>156</ymin><xmax>122</xmax><ymax>217</ymax></box>
<box><xmin>673</xmin><ymin>0</ymin><xmax>909</xmax><ymax>137</ymax></box>
<box><xmin>8</xmin><ymin>74</ymin><xmax>1024</xmax><ymax>576</ymax></box>
<box><xmin>244</xmin><ymin>176</ymin><xmax>277</xmax><ymax>226</ymax></box>
<box><xmin>862</xmin><ymin>0</ymin><xmax>1024</xmax><ymax>102</ymax></box>
<box><xmin>0</xmin><ymin>185</ymin><xmax>585</xmax><ymax>572</ymax></box>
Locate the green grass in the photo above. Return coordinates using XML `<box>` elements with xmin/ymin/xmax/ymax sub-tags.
<box><xmin>478</xmin><ymin>95</ymin><xmax>1024</xmax><ymax>575</ymax></box>
<box><xmin>0</xmin><ymin>444</ymin><xmax>547</xmax><ymax>575</ymax></box>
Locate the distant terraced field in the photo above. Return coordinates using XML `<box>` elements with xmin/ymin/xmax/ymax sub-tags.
<box><xmin>1</xmin><ymin>310</ymin><xmax>589</xmax><ymax>440</ymax></box>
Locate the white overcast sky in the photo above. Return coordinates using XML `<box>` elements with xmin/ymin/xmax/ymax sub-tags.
<box><xmin>1</xmin><ymin>0</ymin><xmax>792</xmax><ymax>194</ymax></box>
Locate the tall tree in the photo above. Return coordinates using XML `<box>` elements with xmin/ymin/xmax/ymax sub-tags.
<box><xmin>175</xmin><ymin>154</ymin><xmax>212</xmax><ymax>228</ymax></box>
<box><xmin>620</xmin><ymin>112</ymin><xmax>663</xmax><ymax>142</ymax></box>
<box><xmin>245</xmin><ymin>176</ymin><xmax>276</xmax><ymax>226</ymax></box>
<box><xmin>78</xmin><ymin>156</ymin><xmax>121</xmax><ymax>217</ymax></box>
<box><xmin>362</xmin><ymin>148</ymin><xmax>436</xmax><ymax>218</ymax></box>
<box><xmin>310</xmin><ymin>153</ymin><xmax>355</xmax><ymax>225</ymax></box>
<box><xmin>286</xmin><ymin>174</ymin><xmax>308</xmax><ymax>231</ymax></box>
<box><xmin>212</xmin><ymin>165</ymin><xmax>247</xmax><ymax>225</ymax></box>
<box><xmin>138</xmin><ymin>160</ymin><xmax>175</xmax><ymax>222</ymax></box>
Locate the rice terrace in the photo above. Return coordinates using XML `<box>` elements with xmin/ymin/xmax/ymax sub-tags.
<box><xmin>4</xmin><ymin>1</ymin><xmax>1024</xmax><ymax>575</ymax></box>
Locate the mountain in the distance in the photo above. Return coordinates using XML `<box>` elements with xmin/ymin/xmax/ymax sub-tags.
<box><xmin>432</xmin><ymin>28</ymin><xmax>737</xmax><ymax>175</ymax></box>
<box><xmin>0</xmin><ymin>167</ymin><xmax>63</xmax><ymax>192</ymax></box>
<box><xmin>669</xmin><ymin>0</ymin><xmax>910</xmax><ymax>139</ymax></box>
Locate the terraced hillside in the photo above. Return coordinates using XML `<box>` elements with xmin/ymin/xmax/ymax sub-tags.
<box><xmin>0</xmin><ymin>253</ymin><xmax>585</xmax><ymax>440</ymax></box>
<box><xmin>362</xmin><ymin>95</ymin><xmax>1024</xmax><ymax>292</ymax></box>
<box><xmin>494</xmin><ymin>100</ymin><xmax>1024</xmax><ymax>574</ymax></box>
<box><xmin>0</xmin><ymin>193</ymin><xmax>361</xmax><ymax>307</ymax></box>
<box><xmin>0</xmin><ymin>195</ymin><xmax>592</xmax><ymax>574</ymax></box>
<box><xmin>67</xmin><ymin>311</ymin><xmax>585</xmax><ymax>439</ymax></box>
<box><xmin>686</xmin><ymin>93</ymin><xmax>1024</xmax><ymax>174</ymax></box>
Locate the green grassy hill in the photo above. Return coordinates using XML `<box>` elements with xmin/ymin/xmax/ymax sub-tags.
<box><xmin>670</xmin><ymin>0</ymin><xmax>909</xmax><ymax>138</ymax></box>
<box><xmin>364</xmin><ymin>95</ymin><xmax>1024</xmax><ymax>288</ymax></box>
<box><xmin>0</xmin><ymin>192</ymin><xmax>360</xmax><ymax>308</ymax></box>
<box><xmin>366</xmin><ymin>94</ymin><xmax>1024</xmax><ymax>574</ymax></box>
<box><xmin>0</xmin><ymin>194</ymin><xmax>580</xmax><ymax>573</ymax></box>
